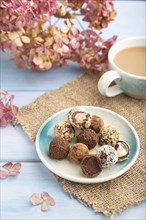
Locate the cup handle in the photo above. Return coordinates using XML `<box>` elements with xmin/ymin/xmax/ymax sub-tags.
<box><xmin>97</xmin><ymin>70</ymin><xmax>123</xmax><ymax>97</ymax></box>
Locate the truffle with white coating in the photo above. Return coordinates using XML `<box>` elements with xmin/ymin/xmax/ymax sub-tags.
<box><xmin>54</xmin><ymin>120</ymin><xmax>75</xmax><ymax>141</ymax></box>
<box><xmin>97</xmin><ymin>145</ymin><xmax>118</xmax><ymax>167</ymax></box>
<box><xmin>98</xmin><ymin>125</ymin><xmax>120</xmax><ymax>147</ymax></box>
<box><xmin>115</xmin><ymin>141</ymin><xmax>130</xmax><ymax>161</ymax></box>
<box><xmin>68</xmin><ymin>109</ymin><xmax>91</xmax><ymax>129</ymax></box>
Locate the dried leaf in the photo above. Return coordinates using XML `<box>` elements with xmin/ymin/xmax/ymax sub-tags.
<box><xmin>0</xmin><ymin>170</ymin><xmax>9</xmax><ymax>179</ymax></box>
<box><xmin>30</xmin><ymin>193</ymin><xmax>43</xmax><ymax>205</ymax></box>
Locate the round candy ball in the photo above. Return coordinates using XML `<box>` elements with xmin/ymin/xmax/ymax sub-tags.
<box><xmin>89</xmin><ymin>115</ymin><xmax>104</xmax><ymax>133</ymax></box>
<box><xmin>98</xmin><ymin>125</ymin><xmax>120</xmax><ymax>147</ymax></box>
<box><xmin>69</xmin><ymin>143</ymin><xmax>89</xmax><ymax>163</ymax></box>
<box><xmin>81</xmin><ymin>155</ymin><xmax>102</xmax><ymax>177</ymax></box>
<box><xmin>54</xmin><ymin>120</ymin><xmax>75</xmax><ymax>142</ymax></box>
<box><xmin>77</xmin><ymin>128</ymin><xmax>98</xmax><ymax>150</ymax></box>
<box><xmin>49</xmin><ymin>137</ymin><xmax>69</xmax><ymax>160</ymax></box>
<box><xmin>68</xmin><ymin>109</ymin><xmax>91</xmax><ymax>129</ymax></box>
<box><xmin>97</xmin><ymin>145</ymin><xmax>118</xmax><ymax>167</ymax></box>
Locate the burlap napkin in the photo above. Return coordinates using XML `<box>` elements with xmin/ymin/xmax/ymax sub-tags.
<box><xmin>14</xmin><ymin>71</ymin><xmax>146</xmax><ymax>217</ymax></box>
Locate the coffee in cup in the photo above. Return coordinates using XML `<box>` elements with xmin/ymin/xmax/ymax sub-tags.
<box><xmin>97</xmin><ymin>37</ymin><xmax>146</xmax><ymax>99</ymax></box>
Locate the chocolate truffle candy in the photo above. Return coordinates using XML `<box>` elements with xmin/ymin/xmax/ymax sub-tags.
<box><xmin>77</xmin><ymin>128</ymin><xmax>98</xmax><ymax>150</ymax></box>
<box><xmin>68</xmin><ymin>109</ymin><xmax>91</xmax><ymax>129</ymax></box>
<box><xmin>89</xmin><ymin>115</ymin><xmax>104</xmax><ymax>133</ymax></box>
<box><xmin>81</xmin><ymin>155</ymin><xmax>102</xmax><ymax>177</ymax></box>
<box><xmin>54</xmin><ymin>120</ymin><xmax>75</xmax><ymax>141</ymax></box>
<box><xmin>97</xmin><ymin>145</ymin><xmax>118</xmax><ymax>167</ymax></box>
<box><xmin>115</xmin><ymin>141</ymin><xmax>130</xmax><ymax>161</ymax></box>
<box><xmin>69</xmin><ymin>143</ymin><xmax>89</xmax><ymax>163</ymax></box>
<box><xmin>49</xmin><ymin>137</ymin><xmax>69</xmax><ymax>159</ymax></box>
<box><xmin>98</xmin><ymin>125</ymin><xmax>120</xmax><ymax>147</ymax></box>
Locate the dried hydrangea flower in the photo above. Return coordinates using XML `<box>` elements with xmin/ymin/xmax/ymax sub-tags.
<box><xmin>0</xmin><ymin>162</ymin><xmax>22</xmax><ymax>179</ymax></box>
<box><xmin>0</xmin><ymin>0</ymin><xmax>57</xmax><ymax>32</ymax></box>
<box><xmin>0</xmin><ymin>91</ymin><xmax>18</xmax><ymax>127</ymax></box>
<box><xmin>0</xmin><ymin>0</ymin><xmax>117</xmax><ymax>72</ymax></box>
<box><xmin>30</xmin><ymin>192</ymin><xmax>55</xmax><ymax>212</ymax></box>
<box><xmin>81</xmin><ymin>0</ymin><xmax>116</xmax><ymax>30</ymax></box>
<box><xmin>68</xmin><ymin>0</ymin><xmax>84</xmax><ymax>10</ymax></box>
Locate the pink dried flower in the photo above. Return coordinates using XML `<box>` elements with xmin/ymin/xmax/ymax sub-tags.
<box><xmin>0</xmin><ymin>0</ymin><xmax>57</xmax><ymax>32</ymax></box>
<box><xmin>0</xmin><ymin>0</ymin><xmax>117</xmax><ymax>72</ymax></box>
<box><xmin>80</xmin><ymin>0</ymin><xmax>116</xmax><ymax>30</ymax></box>
<box><xmin>0</xmin><ymin>162</ymin><xmax>22</xmax><ymax>179</ymax></box>
<box><xmin>77</xmin><ymin>30</ymin><xmax>117</xmax><ymax>71</ymax></box>
<box><xmin>30</xmin><ymin>192</ymin><xmax>55</xmax><ymax>212</ymax></box>
<box><xmin>68</xmin><ymin>0</ymin><xmax>84</xmax><ymax>10</ymax></box>
<box><xmin>0</xmin><ymin>90</ymin><xmax>18</xmax><ymax>127</ymax></box>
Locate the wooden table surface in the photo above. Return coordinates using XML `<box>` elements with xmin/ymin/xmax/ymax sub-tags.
<box><xmin>1</xmin><ymin>1</ymin><xmax>146</xmax><ymax>219</ymax></box>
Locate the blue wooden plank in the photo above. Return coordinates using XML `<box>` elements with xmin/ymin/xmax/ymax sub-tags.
<box><xmin>1</xmin><ymin>1</ymin><xmax>145</xmax><ymax>91</ymax></box>
<box><xmin>1</xmin><ymin>162</ymin><xmax>146</xmax><ymax>220</ymax></box>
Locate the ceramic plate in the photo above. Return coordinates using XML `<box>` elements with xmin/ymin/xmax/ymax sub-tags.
<box><xmin>36</xmin><ymin>106</ymin><xmax>140</xmax><ymax>184</ymax></box>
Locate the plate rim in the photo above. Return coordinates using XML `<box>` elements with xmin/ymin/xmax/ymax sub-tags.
<box><xmin>35</xmin><ymin>106</ymin><xmax>140</xmax><ymax>184</ymax></box>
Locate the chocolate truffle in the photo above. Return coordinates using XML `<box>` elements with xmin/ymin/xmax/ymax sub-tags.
<box><xmin>115</xmin><ymin>141</ymin><xmax>130</xmax><ymax>161</ymax></box>
<box><xmin>97</xmin><ymin>145</ymin><xmax>118</xmax><ymax>167</ymax></box>
<box><xmin>49</xmin><ymin>137</ymin><xmax>69</xmax><ymax>159</ymax></box>
<box><xmin>89</xmin><ymin>115</ymin><xmax>104</xmax><ymax>133</ymax></box>
<box><xmin>98</xmin><ymin>125</ymin><xmax>120</xmax><ymax>147</ymax></box>
<box><xmin>68</xmin><ymin>109</ymin><xmax>91</xmax><ymax>129</ymax></box>
<box><xmin>69</xmin><ymin>143</ymin><xmax>89</xmax><ymax>163</ymax></box>
<box><xmin>54</xmin><ymin>120</ymin><xmax>75</xmax><ymax>141</ymax></box>
<box><xmin>77</xmin><ymin>128</ymin><xmax>98</xmax><ymax>150</ymax></box>
<box><xmin>81</xmin><ymin>155</ymin><xmax>102</xmax><ymax>177</ymax></box>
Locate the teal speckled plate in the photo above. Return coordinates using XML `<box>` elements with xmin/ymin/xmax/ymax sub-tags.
<box><xmin>36</xmin><ymin>106</ymin><xmax>140</xmax><ymax>183</ymax></box>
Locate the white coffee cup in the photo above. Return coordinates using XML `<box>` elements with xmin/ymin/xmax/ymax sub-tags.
<box><xmin>97</xmin><ymin>37</ymin><xmax>146</xmax><ymax>99</ymax></box>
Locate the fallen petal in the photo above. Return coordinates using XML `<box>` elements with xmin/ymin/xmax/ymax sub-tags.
<box><xmin>2</xmin><ymin>162</ymin><xmax>13</xmax><ymax>171</ymax></box>
<box><xmin>41</xmin><ymin>192</ymin><xmax>55</xmax><ymax>206</ymax></box>
<box><xmin>41</xmin><ymin>201</ymin><xmax>48</xmax><ymax>212</ymax></box>
<box><xmin>30</xmin><ymin>193</ymin><xmax>43</xmax><ymax>205</ymax></box>
<box><xmin>9</xmin><ymin>163</ymin><xmax>21</xmax><ymax>176</ymax></box>
<box><xmin>0</xmin><ymin>170</ymin><xmax>9</xmax><ymax>179</ymax></box>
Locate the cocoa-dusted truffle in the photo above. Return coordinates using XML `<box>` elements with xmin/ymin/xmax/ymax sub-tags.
<box><xmin>98</xmin><ymin>125</ymin><xmax>120</xmax><ymax>147</ymax></box>
<box><xmin>77</xmin><ymin>128</ymin><xmax>98</xmax><ymax>150</ymax></box>
<box><xmin>69</xmin><ymin>143</ymin><xmax>89</xmax><ymax>163</ymax></box>
<box><xmin>49</xmin><ymin>137</ymin><xmax>69</xmax><ymax>159</ymax></box>
<box><xmin>81</xmin><ymin>155</ymin><xmax>102</xmax><ymax>177</ymax></box>
<box><xmin>54</xmin><ymin>120</ymin><xmax>75</xmax><ymax>142</ymax></box>
<box><xmin>97</xmin><ymin>145</ymin><xmax>118</xmax><ymax>167</ymax></box>
<box><xmin>115</xmin><ymin>141</ymin><xmax>130</xmax><ymax>161</ymax></box>
<box><xmin>89</xmin><ymin>115</ymin><xmax>104</xmax><ymax>133</ymax></box>
<box><xmin>68</xmin><ymin>109</ymin><xmax>91</xmax><ymax>129</ymax></box>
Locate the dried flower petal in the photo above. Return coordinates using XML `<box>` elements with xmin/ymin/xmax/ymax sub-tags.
<box><xmin>30</xmin><ymin>192</ymin><xmax>55</xmax><ymax>212</ymax></box>
<box><xmin>2</xmin><ymin>162</ymin><xmax>13</xmax><ymax>171</ymax></box>
<box><xmin>30</xmin><ymin>193</ymin><xmax>43</xmax><ymax>205</ymax></box>
<box><xmin>0</xmin><ymin>170</ymin><xmax>9</xmax><ymax>179</ymax></box>
<box><xmin>41</xmin><ymin>192</ymin><xmax>55</xmax><ymax>206</ymax></box>
<box><xmin>0</xmin><ymin>162</ymin><xmax>22</xmax><ymax>179</ymax></box>
<box><xmin>0</xmin><ymin>91</ymin><xmax>19</xmax><ymax>127</ymax></box>
<box><xmin>41</xmin><ymin>201</ymin><xmax>48</xmax><ymax>212</ymax></box>
<box><xmin>9</xmin><ymin>162</ymin><xmax>22</xmax><ymax>176</ymax></box>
